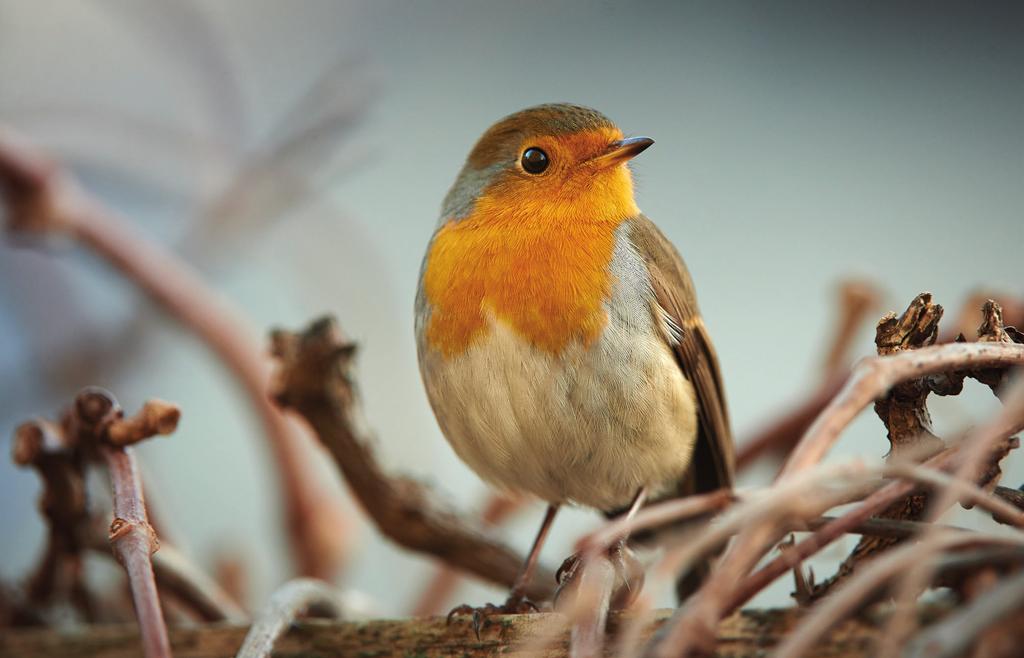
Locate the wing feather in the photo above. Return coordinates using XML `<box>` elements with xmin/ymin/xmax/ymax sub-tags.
<box><xmin>626</xmin><ymin>215</ymin><xmax>734</xmax><ymax>494</ymax></box>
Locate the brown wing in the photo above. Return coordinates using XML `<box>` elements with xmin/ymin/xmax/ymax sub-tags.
<box><xmin>626</xmin><ymin>215</ymin><xmax>734</xmax><ymax>495</ymax></box>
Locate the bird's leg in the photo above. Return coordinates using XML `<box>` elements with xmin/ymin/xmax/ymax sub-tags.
<box><xmin>447</xmin><ymin>504</ymin><xmax>559</xmax><ymax>636</ymax></box>
<box><xmin>555</xmin><ymin>488</ymin><xmax>648</xmax><ymax>609</ymax></box>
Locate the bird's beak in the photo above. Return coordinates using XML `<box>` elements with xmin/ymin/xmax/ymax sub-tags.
<box><xmin>590</xmin><ymin>136</ymin><xmax>654</xmax><ymax>167</ymax></box>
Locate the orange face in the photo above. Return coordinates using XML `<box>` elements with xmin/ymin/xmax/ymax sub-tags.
<box><xmin>468</xmin><ymin>126</ymin><xmax>641</xmax><ymax>228</ymax></box>
<box><xmin>422</xmin><ymin>105</ymin><xmax>651</xmax><ymax>358</ymax></box>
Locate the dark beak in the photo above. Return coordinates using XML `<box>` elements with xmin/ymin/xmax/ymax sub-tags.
<box><xmin>591</xmin><ymin>136</ymin><xmax>654</xmax><ymax>167</ymax></box>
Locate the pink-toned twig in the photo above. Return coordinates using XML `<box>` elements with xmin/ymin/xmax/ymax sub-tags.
<box><xmin>235</xmin><ymin>578</ymin><xmax>349</xmax><ymax>658</ymax></box>
<box><xmin>101</xmin><ymin>444</ymin><xmax>172</xmax><ymax>658</ymax></box>
<box><xmin>0</xmin><ymin>126</ymin><xmax>353</xmax><ymax>580</ymax></box>
<box><xmin>874</xmin><ymin>375</ymin><xmax>1024</xmax><ymax>657</ymax></box>
<box><xmin>771</xmin><ymin>534</ymin><xmax>1022</xmax><ymax>658</ymax></box>
<box><xmin>649</xmin><ymin>341</ymin><xmax>1024</xmax><ymax>657</ymax></box>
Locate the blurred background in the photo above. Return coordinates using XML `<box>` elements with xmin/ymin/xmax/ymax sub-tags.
<box><xmin>1</xmin><ymin>1</ymin><xmax>1022</xmax><ymax>616</ymax></box>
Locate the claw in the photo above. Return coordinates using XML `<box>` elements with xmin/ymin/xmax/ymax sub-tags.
<box><xmin>446</xmin><ymin>594</ymin><xmax>540</xmax><ymax>639</ymax></box>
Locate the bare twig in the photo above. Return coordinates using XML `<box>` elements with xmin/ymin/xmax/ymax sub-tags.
<box><xmin>782</xmin><ymin>341</ymin><xmax>1024</xmax><ymax>476</ymax></box>
<box><xmin>0</xmin><ymin>126</ymin><xmax>353</xmax><ymax>581</ymax></box>
<box><xmin>82</xmin><ymin>532</ymin><xmax>247</xmax><ymax>624</ymax></box>
<box><xmin>649</xmin><ymin>338</ymin><xmax>1024</xmax><ymax>657</ymax></box>
<box><xmin>823</xmin><ymin>280</ymin><xmax>883</xmax><ymax>379</ymax></box>
<box><xmin>876</xmin><ymin>375</ymin><xmax>1024</xmax><ymax>657</ymax></box>
<box><xmin>106</xmin><ymin>400</ymin><xmax>181</xmax><ymax>447</ymax></box>
<box><xmin>100</xmin><ymin>444</ymin><xmax>171</xmax><ymax>658</ymax></box>
<box><xmin>235</xmin><ymin>578</ymin><xmax>349</xmax><ymax>658</ymax></box>
<box><xmin>723</xmin><ymin>438</ymin><xmax>1019</xmax><ymax>614</ymax></box>
<box><xmin>905</xmin><ymin>568</ymin><xmax>1024</xmax><ymax>658</ymax></box>
<box><xmin>73</xmin><ymin>389</ymin><xmax>173</xmax><ymax>658</ymax></box>
<box><xmin>270</xmin><ymin>317</ymin><xmax>555</xmax><ymax>599</ymax></box>
<box><xmin>771</xmin><ymin>534</ymin><xmax>1022</xmax><ymax>658</ymax></box>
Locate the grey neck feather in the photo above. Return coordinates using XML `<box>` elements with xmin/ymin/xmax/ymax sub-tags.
<box><xmin>437</xmin><ymin>160</ymin><xmax>508</xmax><ymax>228</ymax></box>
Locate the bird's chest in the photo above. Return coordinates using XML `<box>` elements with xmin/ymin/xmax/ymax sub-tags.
<box><xmin>417</xmin><ymin>222</ymin><xmax>698</xmax><ymax>509</ymax></box>
<box><xmin>419</xmin><ymin>219</ymin><xmax>620</xmax><ymax>357</ymax></box>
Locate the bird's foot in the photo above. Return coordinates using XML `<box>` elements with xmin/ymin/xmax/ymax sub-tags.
<box><xmin>553</xmin><ymin>541</ymin><xmax>645</xmax><ymax>611</ymax></box>
<box><xmin>446</xmin><ymin>592</ymin><xmax>539</xmax><ymax>638</ymax></box>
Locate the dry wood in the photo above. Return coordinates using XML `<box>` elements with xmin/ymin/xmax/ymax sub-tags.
<box><xmin>270</xmin><ymin>316</ymin><xmax>556</xmax><ymax>599</ymax></box>
<box><xmin>0</xmin><ymin>607</ymin><xmax>889</xmax><ymax>658</ymax></box>
<box><xmin>650</xmin><ymin>323</ymin><xmax>1024</xmax><ymax>656</ymax></box>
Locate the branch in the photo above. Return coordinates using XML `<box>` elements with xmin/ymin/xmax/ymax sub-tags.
<box><xmin>772</xmin><ymin>534</ymin><xmax>1023</xmax><ymax>658</ymax></box>
<box><xmin>235</xmin><ymin>579</ymin><xmax>349</xmax><ymax>658</ymax></box>
<box><xmin>73</xmin><ymin>389</ymin><xmax>172</xmax><ymax>658</ymax></box>
<box><xmin>0</xmin><ymin>126</ymin><xmax>353</xmax><ymax>581</ymax></box>
<box><xmin>269</xmin><ymin>317</ymin><xmax>556</xmax><ymax>600</ymax></box>
<box><xmin>905</xmin><ymin>568</ymin><xmax>1024</xmax><ymax>658</ymax></box>
<box><xmin>409</xmin><ymin>493</ymin><xmax>527</xmax><ymax>617</ymax></box>
<box><xmin>0</xmin><ymin>606</ymin><xmax>893</xmax><ymax>658</ymax></box>
<box><xmin>649</xmin><ymin>338</ymin><xmax>1024</xmax><ymax>656</ymax></box>
<box><xmin>724</xmin><ymin>436</ymin><xmax>1020</xmax><ymax>614</ymax></box>
<box><xmin>782</xmin><ymin>341</ymin><xmax>1024</xmax><ymax>477</ymax></box>
<box><xmin>736</xmin><ymin>279</ymin><xmax>880</xmax><ymax>470</ymax></box>
<box><xmin>100</xmin><ymin>445</ymin><xmax>171</xmax><ymax>658</ymax></box>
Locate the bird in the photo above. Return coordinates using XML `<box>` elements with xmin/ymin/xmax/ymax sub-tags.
<box><xmin>415</xmin><ymin>103</ymin><xmax>733</xmax><ymax>620</ymax></box>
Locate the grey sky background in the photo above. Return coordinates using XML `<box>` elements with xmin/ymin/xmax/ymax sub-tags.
<box><xmin>1</xmin><ymin>1</ymin><xmax>1022</xmax><ymax>613</ymax></box>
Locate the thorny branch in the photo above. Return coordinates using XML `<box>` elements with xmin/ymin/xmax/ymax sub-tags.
<box><xmin>0</xmin><ymin>125</ymin><xmax>353</xmax><ymax>581</ymax></box>
<box><xmin>269</xmin><ymin>316</ymin><xmax>556</xmax><ymax>600</ymax></box>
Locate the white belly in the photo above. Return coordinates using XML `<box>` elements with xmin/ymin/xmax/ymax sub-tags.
<box><xmin>418</xmin><ymin>317</ymin><xmax>698</xmax><ymax>511</ymax></box>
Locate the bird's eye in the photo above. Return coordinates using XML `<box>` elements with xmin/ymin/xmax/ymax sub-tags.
<box><xmin>520</xmin><ymin>147</ymin><xmax>549</xmax><ymax>174</ymax></box>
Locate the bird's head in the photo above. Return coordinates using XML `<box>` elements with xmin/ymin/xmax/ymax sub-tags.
<box><xmin>441</xmin><ymin>104</ymin><xmax>653</xmax><ymax>228</ymax></box>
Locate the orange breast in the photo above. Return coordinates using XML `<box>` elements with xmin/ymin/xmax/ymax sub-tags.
<box><xmin>422</xmin><ymin>217</ymin><xmax>621</xmax><ymax>357</ymax></box>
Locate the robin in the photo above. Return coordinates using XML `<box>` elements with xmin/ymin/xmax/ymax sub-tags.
<box><xmin>415</xmin><ymin>103</ymin><xmax>733</xmax><ymax>619</ymax></box>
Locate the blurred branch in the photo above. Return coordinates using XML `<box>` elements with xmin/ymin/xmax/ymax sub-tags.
<box><xmin>269</xmin><ymin>316</ymin><xmax>556</xmax><ymax>600</ymax></box>
<box><xmin>410</xmin><ymin>493</ymin><xmax>527</xmax><ymax>617</ymax></box>
<box><xmin>13</xmin><ymin>388</ymin><xmax>245</xmax><ymax>632</ymax></box>
<box><xmin>736</xmin><ymin>280</ymin><xmax>880</xmax><ymax>471</ymax></box>
<box><xmin>235</xmin><ymin>579</ymin><xmax>348</xmax><ymax>658</ymax></box>
<box><xmin>16</xmin><ymin>388</ymin><xmax>174</xmax><ymax>658</ymax></box>
<box><xmin>905</xmin><ymin>568</ymin><xmax>1024</xmax><ymax>658</ymax></box>
<box><xmin>0</xmin><ymin>125</ymin><xmax>354</xmax><ymax>581</ymax></box>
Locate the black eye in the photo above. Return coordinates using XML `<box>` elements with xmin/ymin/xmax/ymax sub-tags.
<box><xmin>521</xmin><ymin>147</ymin><xmax>549</xmax><ymax>174</ymax></box>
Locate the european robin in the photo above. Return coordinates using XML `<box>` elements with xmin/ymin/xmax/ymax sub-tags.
<box><xmin>415</xmin><ymin>104</ymin><xmax>733</xmax><ymax>618</ymax></box>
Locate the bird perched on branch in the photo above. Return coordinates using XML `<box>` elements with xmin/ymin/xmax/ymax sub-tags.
<box><xmin>415</xmin><ymin>103</ymin><xmax>733</xmax><ymax>620</ymax></box>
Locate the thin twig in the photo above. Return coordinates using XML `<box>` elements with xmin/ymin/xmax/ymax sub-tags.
<box><xmin>235</xmin><ymin>578</ymin><xmax>348</xmax><ymax>658</ymax></box>
<box><xmin>649</xmin><ymin>341</ymin><xmax>1024</xmax><ymax>657</ymax></box>
<box><xmin>783</xmin><ymin>342</ymin><xmax>1024</xmax><ymax>477</ymax></box>
<box><xmin>875</xmin><ymin>374</ymin><xmax>1024</xmax><ymax>657</ymax></box>
<box><xmin>101</xmin><ymin>444</ymin><xmax>172</xmax><ymax>658</ymax></box>
<box><xmin>83</xmin><ymin>533</ymin><xmax>247</xmax><ymax>623</ymax></box>
<box><xmin>0</xmin><ymin>126</ymin><xmax>353</xmax><ymax>581</ymax></box>
<box><xmin>770</xmin><ymin>534</ymin><xmax>1022</xmax><ymax>658</ymax></box>
<box><xmin>904</xmin><ymin>568</ymin><xmax>1024</xmax><ymax>658</ymax></box>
